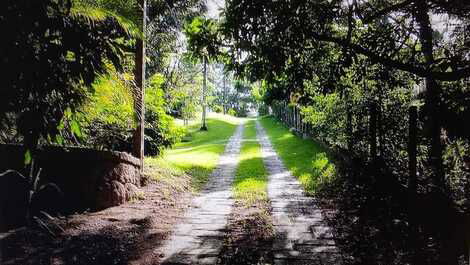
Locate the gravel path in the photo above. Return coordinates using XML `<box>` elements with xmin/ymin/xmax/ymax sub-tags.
<box><xmin>256</xmin><ymin>121</ymin><xmax>342</xmax><ymax>265</ymax></box>
<box><xmin>159</xmin><ymin>124</ymin><xmax>244</xmax><ymax>265</ymax></box>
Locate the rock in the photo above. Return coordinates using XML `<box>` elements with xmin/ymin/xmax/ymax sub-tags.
<box><xmin>30</xmin><ymin>183</ymin><xmax>65</xmax><ymax>217</ymax></box>
<box><xmin>0</xmin><ymin>145</ymin><xmax>141</xmax><ymax>219</ymax></box>
<box><xmin>0</xmin><ymin>170</ymin><xmax>29</xmax><ymax>231</ymax></box>
<box><xmin>125</xmin><ymin>183</ymin><xmax>141</xmax><ymax>201</ymax></box>
<box><xmin>96</xmin><ymin>180</ymin><xmax>127</xmax><ymax>209</ymax></box>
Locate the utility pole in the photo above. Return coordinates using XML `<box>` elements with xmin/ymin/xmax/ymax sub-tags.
<box><xmin>201</xmin><ymin>56</ymin><xmax>208</xmax><ymax>131</ymax></box>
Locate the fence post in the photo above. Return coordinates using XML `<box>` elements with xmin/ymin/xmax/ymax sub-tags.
<box><xmin>281</xmin><ymin>103</ymin><xmax>284</xmax><ymax>122</ymax></box>
<box><xmin>408</xmin><ymin>106</ymin><xmax>418</xmax><ymax>194</ymax></box>
<box><xmin>295</xmin><ymin>107</ymin><xmax>302</xmax><ymax>132</ymax></box>
<box><xmin>284</xmin><ymin>104</ymin><xmax>287</xmax><ymax>124</ymax></box>
<box><xmin>291</xmin><ymin>105</ymin><xmax>294</xmax><ymax>128</ymax></box>
<box><xmin>283</xmin><ymin>101</ymin><xmax>287</xmax><ymax>123</ymax></box>
<box><xmin>369</xmin><ymin>102</ymin><xmax>377</xmax><ymax>161</ymax></box>
<box><xmin>288</xmin><ymin>106</ymin><xmax>292</xmax><ymax>127</ymax></box>
<box><xmin>294</xmin><ymin>106</ymin><xmax>297</xmax><ymax>130</ymax></box>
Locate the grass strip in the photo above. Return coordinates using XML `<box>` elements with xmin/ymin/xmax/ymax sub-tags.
<box><xmin>259</xmin><ymin>116</ymin><xmax>336</xmax><ymax>195</ymax></box>
<box><xmin>219</xmin><ymin>119</ymin><xmax>273</xmax><ymax>264</ymax></box>
<box><xmin>233</xmin><ymin>119</ymin><xmax>268</xmax><ymax>206</ymax></box>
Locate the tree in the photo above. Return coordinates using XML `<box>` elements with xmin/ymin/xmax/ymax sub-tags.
<box><xmin>222</xmin><ymin>0</ymin><xmax>470</xmax><ymax>190</ymax></box>
<box><xmin>146</xmin><ymin>0</ymin><xmax>205</xmax><ymax>77</ymax></box>
<box><xmin>0</xmin><ymin>0</ymin><xmax>132</xmax><ymax>158</ymax></box>
<box><xmin>184</xmin><ymin>16</ymin><xmax>222</xmax><ymax>130</ymax></box>
<box><xmin>133</xmin><ymin>0</ymin><xmax>146</xmax><ymax>167</ymax></box>
<box><xmin>68</xmin><ymin>0</ymin><xmax>148</xmax><ymax>164</ymax></box>
<box><xmin>221</xmin><ymin>1</ymin><xmax>470</xmax><ymax>263</ymax></box>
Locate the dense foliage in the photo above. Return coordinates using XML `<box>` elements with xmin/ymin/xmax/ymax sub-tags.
<box><xmin>0</xmin><ymin>0</ymin><xmax>208</xmax><ymax>159</ymax></box>
<box><xmin>0</xmin><ymin>0</ymin><xmax>132</xmax><ymax>153</ymax></box>
<box><xmin>218</xmin><ymin>0</ymin><xmax>470</xmax><ymax>264</ymax></box>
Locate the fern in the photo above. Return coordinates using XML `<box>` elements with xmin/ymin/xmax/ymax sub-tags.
<box><xmin>70</xmin><ymin>0</ymin><xmax>142</xmax><ymax>39</ymax></box>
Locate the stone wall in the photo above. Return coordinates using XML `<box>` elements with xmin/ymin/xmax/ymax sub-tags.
<box><xmin>0</xmin><ymin>145</ymin><xmax>141</xmax><ymax>232</ymax></box>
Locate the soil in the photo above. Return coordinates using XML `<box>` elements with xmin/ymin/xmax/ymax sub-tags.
<box><xmin>0</xmin><ymin>176</ymin><xmax>193</xmax><ymax>265</ymax></box>
<box><xmin>218</xmin><ymin>201</ymin><xmax>274</xmax><ymax>265</ymax></box>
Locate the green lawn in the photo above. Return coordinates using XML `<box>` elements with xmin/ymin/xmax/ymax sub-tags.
<box><xmin>147</xmin><ymin>113</ymin><xmax>241</xmax><ymax>191</ymax></box>
<box><xmin>233</xmin><ymin>119</ymin><xmax>268</xmax><ymax>206</ymax></box>
<box><xmin>259</xmin><ymin>116</ymin><xmax>336</xmax><ymax>195</ymax></box>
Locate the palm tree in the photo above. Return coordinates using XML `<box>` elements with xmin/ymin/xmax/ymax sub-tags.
<box><xmin>70</xmin><ymin>0</ymin><xmax>146</xmax><ymax>167</ymax></box>
<box><xmin>132</xmin><ymin>0</ymin><xmax>146</xmax><ymax>167</ymax></box>
<box><xmin>184</xmin><ymin>16</ymin><xmax>220</xmax><ymax>131</ymax></box>
<box><xmin>70</xmin><ymin>0</ymin><xmax>141</xmax><ymax>38</ymax></box>
<box><xmin>200</xmin><ymin>54</ymin><xmax>208</xmax><ymax>130</ymax></box>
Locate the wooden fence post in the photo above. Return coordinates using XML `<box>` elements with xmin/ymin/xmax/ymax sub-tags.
<box><xmin>284</xmin><ymin>102</ymin><xmax>287</xmax><ymax>123</ymax></box>
<box><xmin>291</xmin><ymin>106</ymin><xmax>294</xmax><ymax>128</ymax></box>
<box><xmin>369</xmin><ymin>102</ymin><xmax>377</xmax><ymax>161</ymax></box>
<box><xmin>296</xmin><ymin>106</ymin><xmax>300</xmax><ymax>131</ymax></box>
<box><xmin>408</xmin><ymin>106</ymin><xmax>418</xmax><ymax>194</ymax></box>
<box><xmin>283</xmin><ymin>101</ymin><xmax>287</xmax><ymax>123</ymax></box>
<box><xmin>294</xmin><ymin>106</ymin><xmax>297</xmax><ymax>130</ymax></box>
<box><xmin>289</xmin><ymin>106</ymin><xmax>292</xmax><ymax>127</ymax></box>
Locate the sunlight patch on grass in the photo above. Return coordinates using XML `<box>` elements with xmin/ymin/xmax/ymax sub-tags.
<box><xmin>154</xmin><ymin>113</ymin><xmax>242</xmax><ymax>191</ymax></box>
<box><xmin>259</xmin><ymin>116</ymin><xmax>336</xmax><ymax>195</ymax></box>
<box><xmin>233</xmin><ymin>120</ymin><xmax>268</xmax><ymax>206</ymax></box>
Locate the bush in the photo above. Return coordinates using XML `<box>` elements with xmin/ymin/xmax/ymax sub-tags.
<box><xmin>83</xmin><ymin>121</ymin><xmax>133</xmax><ymax>152</ymax></box>
<box><xmin>228</xmin><ymin>108</ymin><xmax>237</xmax><ymax>116</ymax></box>
<box><xmin>144</xmin><ymin>110</ymin><xmax>186</xmax><ymax>156</ymax></box>
<box><xmin>144</xmin><ymin>76</ymin><xmax>187</xmax><ymax>156</ymax></box>
<box><xmin>82</xmin><ymin>110</ymin><xmax>186</xmax><ymax>157</ymax></box>
<box><xmin>213</xmin><ymin>105</ymin><xmax>223</xmax><ymax>113</ymax></box>
<box><xmin>258</xmin><ymin>104</ymin><xmax>270</xmax><ymax>116</ymax></box>
<box><xmin>236</xmin><ymin>107</ymin><xmax>248</xmax><ymax>117</ymax></box>
<box><xmin>0</xmin><ymin>0</ymin><xmax>131</xmax><ymax>151</ymax></box>
<box><xmin>78</xmin><ymin>72</ymin><xmax>186</xmax><ymax>156</ymax></box>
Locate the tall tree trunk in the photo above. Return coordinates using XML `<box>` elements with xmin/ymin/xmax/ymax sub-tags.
<box><xmin>201</xmin><ymin>56</ymin><xmax>208</xmax><ymax>131</ymax></box>
<box><xmin>408</xmin><ymin>106</ymin><xmax>418</xmax><ymax>194</ymax></box>
<box><xmin>133</xmin><ymin>0</ymin><xmax>146</xmax><ymax>169</ymax></box>
<box><xmin>346</xmin><ymin>101</ymin><xmax>353</xmax><ymax>151</ymax></box>
<box><xmin>414</xmin><ymin>2</ymin><xmax>452</xmax><ymax>265</ymax></box>
<box><xmin>223</xmin><ymin>74</ymin><xmax>226</xmax><ymax>115</ymax></box>
<box><xmin>342</xmin><ymin>85</ymin><xmax>353</xmax><ymax>150</ymax></box>
<box><xmin>414</xmin><ymin>0</ymin><xmax>444</xmax><ymax>190</ymax></box>
<box><xmin>369</xmin><ymin>101</ymin><xmax>378</xmax><ymax>161</ymax></box>
<box><xmin>377</xmin><ymin>92</ymin><xmax>384</xmax><ymax>157</ymax></box>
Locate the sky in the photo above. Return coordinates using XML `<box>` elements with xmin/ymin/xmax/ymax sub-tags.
<box><xmin>206</xmin><ymin>0</ymin><xmax>225</xmax><ymax>19</ymax></box>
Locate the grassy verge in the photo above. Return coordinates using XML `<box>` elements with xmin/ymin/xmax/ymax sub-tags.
<box><xmin>146</xmin><ymin>113</ymin><xmax>241</xmax><ymax>191</ymax></box>
<box><xmin>259</xmin><ymin>116</ymin><xmax>336</xmax><ymax>195</ymax></box>
<box><xmin>233</xmin><ymin>119</ymin><xmax>268</xmax><ymax>206</ymax></box>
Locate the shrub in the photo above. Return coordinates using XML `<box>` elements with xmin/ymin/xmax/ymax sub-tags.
<box><xmin>144</xmin><ymin>109</ymin><xmax>186</xmax><ymax>156</ymax></box>
<box><xmin>83</xmin><ymin>121</ymin><xmax>133</xmax><ymax>152</ymax></box>
<box><xmin>78</xmin><ymin>72</ymin><xmax>186</xmax><ymax>156</ymax></box>
<box><xmin>236</xmin><ymin>107</ymin><xmax>248</xmax><ymax>117</ymax></box>
<box><xmin>258</xmin><ymin>104</ymin><xmax>270</xmax><ymax>116</ymax></box>
<box><xmin>144</xmin><ymin>74</ymin><xmax>187</xmax><ymax>156</ymax></box>
<box><xmin>213</xmin><ymin>105</ymin><xmax>223</xmax><ymax>113</ymax></box>
<box><xmin>228</xmin><ymin>108</ymin><xmax>237</xmax><ymax>116</ymax></box>
<box><xmin>0</xmin><ymin>0</ymin><xmax>131</xmax><ymax>151</ymax></box>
